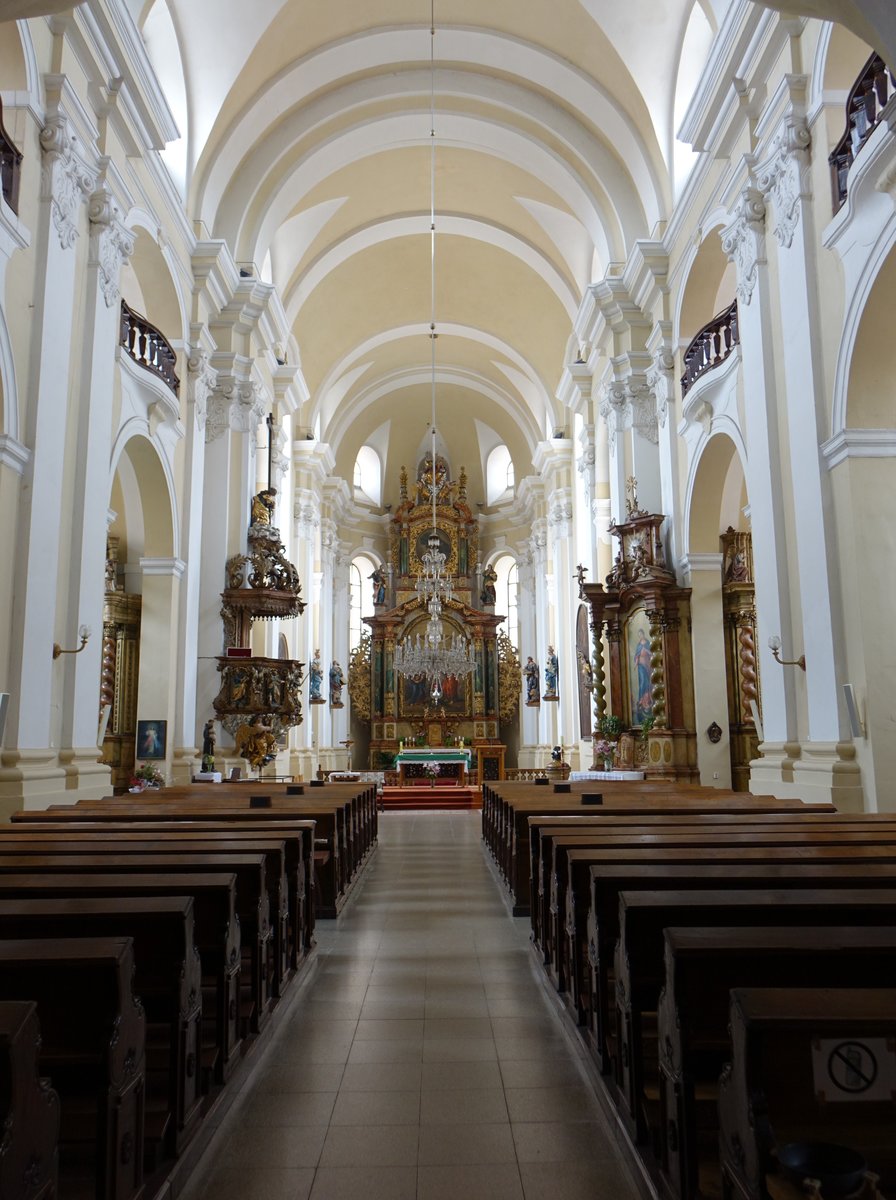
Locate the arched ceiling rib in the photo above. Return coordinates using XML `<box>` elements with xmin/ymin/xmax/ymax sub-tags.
<box><xmin>142</xmin><ymin>0</ymin><xmax>724</xmax><ymax>496</ymax></box>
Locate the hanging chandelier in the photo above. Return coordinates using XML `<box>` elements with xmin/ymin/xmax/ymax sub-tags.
<box><xmin>393</xmin><ymin>4</ymin><xmax>476</xmax><ymax>705</ymax></box>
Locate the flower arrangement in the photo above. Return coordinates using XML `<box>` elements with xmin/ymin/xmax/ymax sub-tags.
<box><xmin>594</xmin><ymin>739</ymin><xmax>616</xmax><ymax>769</ymax></box>
<box><xmin>421</xmin><ymin>761</ymin><xmax>441</xmax><ymax>779</ymax></box>
<box><xmin>130</xmin><ymin>762</ymin><xmax>164</xmax><ymax>790</ymax></box>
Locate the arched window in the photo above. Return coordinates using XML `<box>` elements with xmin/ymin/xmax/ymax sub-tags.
<box><xmin>353</xmin><ymin>446</ymin><xmax>381</xmax><ymax>505</ymax></box>
<box><xmin>350</xmin><ymin>553</ymin><xmax>377</xmax><ymax>651</ymax></box>
<box><xmin>491</xmin><ymin>554</ymin><xmax>519</xmax><ymax>647</ymax></box>
<box><xmin>486</xmin><ymin>445</ymin><xmax>514</xmax><ymax>505</ymax></box>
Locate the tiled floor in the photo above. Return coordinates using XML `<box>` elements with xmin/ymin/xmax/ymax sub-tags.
<box><xmin>185</xmin><ymin>810</ymin><xmax>640</xmax><ymax>1200</ymax></box>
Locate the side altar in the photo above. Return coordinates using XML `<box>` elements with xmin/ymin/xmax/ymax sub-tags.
<box><xmin>580</xmin><ymin>485</ymin><xmax>698</xmax><ymax>782</ymax></box>
<box><xmin>349</xmin><ymin>453</ymin><xmax>520</xmax><ymax>772</ymax></box>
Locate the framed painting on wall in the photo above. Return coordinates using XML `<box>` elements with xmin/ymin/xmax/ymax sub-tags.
<box><xmin>136</xmin><ymin>719</ymin><xmax>167</xmax><ymax>760</ymax></box>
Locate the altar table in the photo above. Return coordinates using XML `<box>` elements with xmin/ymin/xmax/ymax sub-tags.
<box><xmin>568</xmin><ymin>770</ymin><xmax>646</xmax><ymax>781</ymax></box>
<box><xmin>396</xmin><ymin>747</ymin><xmax>473</xmax><ymax>786</ymax></box>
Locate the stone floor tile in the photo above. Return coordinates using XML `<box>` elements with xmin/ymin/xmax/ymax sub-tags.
<box><xmin>519</xmin><ymin>1159</ymin><xmax>640</xmax><ymax>1199</ymax></box>
<box><xmin>417</xmin><ymin>1121</ymin><xmax>517</xmax><ymax>1165</ymax></box>
<box><xmin>318</xmin><ymin>1123</ymin><xmax>419</xmax><ymax>1168</ymax></box>
<box><xmin>330</xmin><ymin>1088</ymin><xmax>421</xmax><ymax>1125</ymax></box>
<box><xmin>420</xmin><ymin>1087</ymin><xmax>509</xmax><ymax>1124</ymax></box>
<box><xmin>417</xmin><ymin>1163</ymin><xmax>524</xmax><ymax>1200</ymax></box>
<box><xmin>308</xmin><ymin>1166</ymin><xmax>417</xmax><ymax>1200</ymax></box>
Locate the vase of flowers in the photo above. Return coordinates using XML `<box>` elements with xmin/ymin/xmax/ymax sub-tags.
<box><xmin>594</xmin><ymin>739</ymin><xmax>615</xmax><ymax>772</ymax></box>
<box><xmin>422</xmin><ymin>761</ymin><xmax>440</xmax><ymax>787</ymax></box>
<box><xmin>129</xmin><ymin>762</ymin><xmax>164</xmax><ymax>792</ymax></box>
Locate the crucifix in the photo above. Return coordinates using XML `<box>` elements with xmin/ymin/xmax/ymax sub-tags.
<box><xmin>625</xmin><ymin>476</ymin><xmax>639</xmax><ymax>516</ymax></box>
<box><xmin>266</xmin><ymin>413</ymin><xmax>275</xmax><ymax>491</ymax></box>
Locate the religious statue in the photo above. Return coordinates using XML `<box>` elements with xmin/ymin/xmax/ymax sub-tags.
<box><xmin>234</xmin><ymin>715</ymin><xmax>277</xmax><ymax>771</ymax></box>
<box><xmin>329</xmin><ymin>660</ymin><xmax>345</xmax><ymax>707</ymax></box>
<box><xmin>543</xmin><ymin>645</ymin><xmax>559</xmax><ymax>701</ymax></box>
<box><xmin>309</xmin><ymin>650</ymin><xmax>325</xmax><ymax>704</ymax></box>
<box><xmin>480</xmin><ymin>563</ymin><xmax>497</xmax><ymax>608</ymax></box>
<box><xmin>370</xmin><ymin>567</ymin><xmax>386</xmax><ymax>606</ymax></box>
<box><xmin>524</xmin><ymin>656</ymin><xmax>540</xmax><ymax>706</ymax></box>
<box><xmin>578</xmin><ymin>650</ymin><xmax>593</xmax><ymax>692</ymax></box>
<box><xmin>201</xmin><ymin>719</ymin><xmax>216</xmax><ymax>770</ymax></box>
<box><xmin>250</xmin><ymin>487</ymin><xmax>277</xmax><ymax>527</ymax></box>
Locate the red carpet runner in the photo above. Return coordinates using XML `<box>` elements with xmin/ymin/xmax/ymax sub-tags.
<box><xmin>379</xmin><ymin>785</ymin><xmax>482</xmax><ymax>811</ymax></box>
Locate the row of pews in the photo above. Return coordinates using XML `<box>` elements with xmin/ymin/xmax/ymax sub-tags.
<box><xmin>0</xmin><ymin>779</ymin><xmax>377</xmax><ymax>1200</ymax></box>
<box><xmin>482</xmin><ymin>779</ymin><xmax>896</xmax><ymax>1200</ymax></box>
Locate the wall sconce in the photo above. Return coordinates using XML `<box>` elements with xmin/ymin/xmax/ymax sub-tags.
<box><xmin>53</xmin><ymin>624</ymin><xmax>91</xmax><ymax>660</ymax></box>
<box><xmin>768</xmin><ymin>634</ymin><xmax>805</xmax><ymax>671</ymax></box>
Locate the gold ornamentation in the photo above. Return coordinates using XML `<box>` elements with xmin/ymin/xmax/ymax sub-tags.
<box><xmin>348</xmin><ymin>634</ymin><xmax>372</xmax><ymax>721</ymax></box>
<box><xmin>496</xmin><ymin>630</ymin><xmax>522</xmax><ymax>724</ymax></box>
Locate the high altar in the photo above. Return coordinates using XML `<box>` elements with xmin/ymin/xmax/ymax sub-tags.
<box><xmin>350</xmin><ymin>453</ymin><xmax>519</xmax><ymax>774</ymax></box>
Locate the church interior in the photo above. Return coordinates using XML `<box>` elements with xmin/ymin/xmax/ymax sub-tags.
<box><xmin>1</xmin><ymin>0</ymin><xmax>896</xmax><ymax>1197</ymax></box>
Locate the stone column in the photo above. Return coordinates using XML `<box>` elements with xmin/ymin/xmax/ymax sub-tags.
<box><xmin>681</xmin><ymin>554</ymin><xmax>732</xmax><ymax>788</ymax></box>
<box><xmin>647</xmin><ymin>341</ymin><xmax>683</xmax><ymax>565</ymax></box>
<box><xmin>721</xmin><ymin>184</ymin><xmax>799</xmax><ymax>781</ymax></box>
<box><xmin>171</xmin><ymin>341</ymin><xmax>216</xmax><ymax>782</ymax></box>
<box><xmin>58</xmin><ymin>187</ymin><xmax>135</xmax><ymax>796</ymax></box>
<box><xmin>517</xmin><ymin>555</ymin><xmax>540</xmax><ymax>762</ymax></box>
<box><xmin>600</xmin><ymin>374</ymin><xmax>662</xmax><ymax>519</ymax></box>
<box><xmin>756</xmin><ymin>105</ymin><xmax>861</xmax><ymax>805</ymax></box>
<box><xmin>2</xmin><ymin>112</ymin><xmax>96</xmax><ymax>808</ymax></box>
<box><xmin>135</xmin><ymin>558</ymin><xmax>184</xmax><ymax>781</ymax></box>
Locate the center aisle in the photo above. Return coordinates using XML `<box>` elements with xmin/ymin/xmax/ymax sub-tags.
<box><xmin>186</xmin><ymin>811</ymin><xmax>640</xmax><ymax>1200</ymax></box>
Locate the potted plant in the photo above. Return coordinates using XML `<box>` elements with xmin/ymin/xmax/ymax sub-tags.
<box><xmin>597</xmin><ymin>713</ymin><xmax>623</xmax><ymax>741</ymax></box>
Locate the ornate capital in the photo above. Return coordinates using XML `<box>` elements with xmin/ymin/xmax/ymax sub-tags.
<box><xmin>293</xmin><ymin>487</ymin><xmax>320</xmax><ymax>535</ymax></box>
<box><xmin>88</xmin><ymin>189</ymin><xmax>136</xmax><ymax>307</ymax></box>
<box><xmin>40</xmin><ymin>115</ymin><xmax>96</xmax><ymax>250</ymax></box>
<box><xmin>756</xmin><ymin>117</ymin><xmax>811</xmax><ymax>249</ymax></box>
<box><xmin>599</xmin><ymin>376</ymin><xmax>660</xmax><ymax>452</ymax></box>
<box><xmin>547</xmin><ymin>491</ymin><xmax>573</xmax><ymax>542</ymax></box>
<box><xmin>646</xmin><ymin>348</ymin><xmax>675</xmax><ymax>429</ymax></box>
<box><xmin>187</xmin><ymin>348</ymin><xmax>217</xmax><ymax>431</ymax></box>
<box><xmin>721</xmin><ymin>186</ymin><xmax>767</xmax><ymax>306</ymax></box>
<box><xmin>206</xmin><ymin>377</ymin><xmax>266</xmax><ymax>443</ymax></box>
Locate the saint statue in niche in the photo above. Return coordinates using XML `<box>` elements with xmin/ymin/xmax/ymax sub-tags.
<box><xmin>543</xmin><ymin>646</ymin><xmax>558</xmax><ymax>700</ymax></box>
<box><xmin>524</xmin><ymin>657</ymin><xmax>540</xmax><ymax>706</ymax></box>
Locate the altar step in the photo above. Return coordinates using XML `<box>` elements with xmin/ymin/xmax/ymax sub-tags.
<box><xmin>379</xmin><ymin>785</ymin><xmax>482</xmax><ymax>811</ymax></box>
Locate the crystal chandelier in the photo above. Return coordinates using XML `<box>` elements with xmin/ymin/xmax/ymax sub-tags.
<box><xmin>394</xmin><ymin>5</ymin><xmax>476</xmax><ymax>704</ymax></box>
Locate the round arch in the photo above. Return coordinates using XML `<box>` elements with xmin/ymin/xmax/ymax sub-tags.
<box><xmin>122</xmin><ymin>212</ymin><xmax>190</xmax><ymax>347</ymax></box>
<box><xmin>685</xmin><ymin>430</ymin><xmax>748</xmax><ymax>556</ymax></box>
<box><xmin>109</xmin><ymin>430</ymin><xmax>177</xmax><ymax>561</ymax></box>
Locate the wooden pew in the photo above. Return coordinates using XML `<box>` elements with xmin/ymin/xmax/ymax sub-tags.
<box><xmin>0</xmin><ymin>937</ymin><xmax>146</xmax><ymax>1200</ymax></box>
<box><xmin>0</xmin><ymin>1001</ymin><xmax>60</xmax><ymax>1200</ymax></box>
<box><xmin>15</xmin><ymin>792</ymin><xmax>362</xmax><ymax>918</ymax></box>
<box><xmin>0</xmin><ymin>852</ymin><xmax>272</xmax><ymax>1037</ymax></box>
<box><xmin>8</xmin><ymin>819</ymin><xmax>316</xmax><ymax>962</ymax></box>
<box><xmin>481</xmin><ymin>783</ymin><xmax>832</xmax><ymax>914</ymax></box>
<box><xmin>612</xmin><ymin>887</ymin><xmax>896</xmax><ymax>1142</ymax></box>
<box><xmin>527</xmin><ymin>812</ymin><xmax>896</xmax><ymax>952</ymax></box>
<box><xmin>581</xmin><ymin>860</ymin><xmax>896</xmax><ymax>1079</ymax></box>
<box><xmin>566</xmin><ymin>841</ymin><xmax>896</xmax><ymax>1034</ymax></box>
<box><xmin>657</xmin><ymin>928</ymin><xmax>896</xmax><ymax>1200</ymax></box>
<box><xmin>551</xmin><ymin>824</ymin><xmax>896</xmax><ymax>998</ymax></box>
<box><xmin>0</xmin><ymin>834</ymin><xmax>292</xmax><ymax>998</ymax></box>
<box><xmin>0</xmin><ymin>896</ymin><xmax>203</xmax><ymax>1159</ymax></box>
<box><xmin>719</xmin><ymin>988</ymin><xmax>896</xmax><ymax>1200</ymax></box>
<box><xmin>0</xmin><ymin>872</ymin><xmax>241</xmax><ymax>1083</ymax></box>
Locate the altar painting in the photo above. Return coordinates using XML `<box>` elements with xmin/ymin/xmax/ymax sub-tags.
<box><xmin>397</xmin><ymin>615</ymin><xmax>472</xmax><ymax>716</ymax></box>
<box><xmin>626</xmin><ymin>612</ymin><xmax>654</xmax><ymax>727</ymax></box>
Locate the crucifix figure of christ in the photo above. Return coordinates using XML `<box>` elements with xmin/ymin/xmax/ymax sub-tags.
<box><xmin>625</xmin><ymin>476</ymin><xmax>639</xmax><ymax>516</ymax></box>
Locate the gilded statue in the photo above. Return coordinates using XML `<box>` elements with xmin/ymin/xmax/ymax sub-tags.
<box><xmin>250</xmin><ymin>487</ymin><xmax>277</xmax><ymax>527</ymax></box>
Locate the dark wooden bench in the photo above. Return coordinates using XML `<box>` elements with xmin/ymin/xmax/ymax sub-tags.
<box><xmin>0</xmin><ymin>871</ymin><xmax>241</xmax><ymax>1083</ymax></box>
<box><xmin>0</xmin><ymin>937</ymin><xmax>146</xmax><ymax>1200</ymax></box>
<box><xmin>719</xmin><ymin>988</ymin><xmax>896</xmax><ymax>1200</ymax></box>
<box><xmin>550</xmin><ymin>824</ymin><xmax>896</xmax><ymax>998</ymax></box>
<box><xmin>527</xmin><ymin>812</ymin><xmax>896</xmax><ymax>951</ymax></box>
<box><xmin>657</xmin><ymin>928</ymin><xmax>896</xmax><ymax>1200</ymax></box>
<box><xmin>0</xmin><ymin>834</ymin><xmax>291</xmax><ymax>999</ymax></box>
<box><xmin>481</xmin><ymin>783</ymin><xmax>831</xmax><ymax>913</ymax></box>
<box><xmin>8</xmin><ymin>819</ymin><xmax>316</xmax><ymax>963</ymax></box>
<box><xmin>0</xmin><ymin>1001</ymin><xmax>59</xmax><ymax>1200</ymax></box>
<box><xmin>0</xmin><ymin>852</ymin><xmax>272</xmax><ymax>1038</ymax></box>
<box><xmin>0</xmin><ymin>896</ymin><xmax>203</xmax><ymax>1159</ymax></box>
<box><xmin>566</xmin><ymin>841</ymin><xmax>896</xmax><ymax>1033</ymax></box>
<box><xmin>613</xmin><ymin>887</ymin><xmax>896</xmax><ymax>1143</ymax></box>
<box><xmin>581</xmin><ymin>860</ymin><xmax>896</xmax><ymax>1078</ymax></box>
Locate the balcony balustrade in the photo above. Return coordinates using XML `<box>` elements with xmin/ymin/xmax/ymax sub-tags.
<box><xmin>680</xmin><ymin>300</ymin><xmax>739</xmax><ymax>398</ymax></box>
<box><xmin>830</xmin><ymin>53</ymin><xmax>895</xmax><ymax>212</ymax></box>
<box><xmin>119</xmin><ymin>300</ymin><xmax>180</xmax><ymax>397</ymax></box>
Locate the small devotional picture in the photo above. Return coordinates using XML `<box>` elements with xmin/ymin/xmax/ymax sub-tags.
<box><xmin>136</xmin><ymin>719</ymin><xmax>167</xmax><ymax>760</ymax></box>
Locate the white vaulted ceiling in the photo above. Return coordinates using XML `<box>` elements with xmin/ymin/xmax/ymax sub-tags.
<box><xmin>136</xmin><ymin>0</ymin><xmax>725</xmax><ymax>505</ymax></box>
